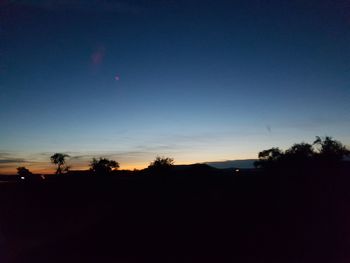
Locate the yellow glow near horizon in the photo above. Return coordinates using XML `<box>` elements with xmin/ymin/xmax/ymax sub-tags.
<box><xmin>0</xmin><ymin>154</ymin><xmax>256</xmax><ymax>175</ymax></box>
<box><xmin>0</xmin><ymin>147</ymin><xmax>260</xmax><ymax>175</ymax></box>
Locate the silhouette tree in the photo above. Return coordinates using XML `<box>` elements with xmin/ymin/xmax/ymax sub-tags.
<box><xmin>17</xmin><ymin>166</ymin><xmax>33</xmax><ymax>179</ymax></box>
<box><xmin>285</xmin><ymin>143</ymin><xmax>314</xmax><ymax>158</ymax></box>
<box><xmin>255</xmin><ymin>136</ymin><xmax>349</xmax><ymax>171</ymax></box>
<box><xmin>147</xmin><ymin>156</ymin><xmax>174</xmax><ymax>175</ymax></box>
<box><xmin>278</xmin><ymin>142</ymin><xmax>316</xmax><ymax>171</ymax></box>
<box><xmin>90</xmin><ymin>158</ymin><xmax>119</xmax><ymax>175</ymax></box>
<box><xmin>50</xmin><ymin>153</ymin><xmax>70</xmax><ymax>175</ymax></box>
<box><xmin>148</xmin><ymin>156</ymin><xmax>174</xmax><ymax>169</ymax></box>
<box><xmin>284</xmin><ymin>143</ymin><xmax>315</xmax><ymax>163</ymax></box>
<box><xmin>254</xmin><ymin>148</ymin><xmax>282</xmax><ymax>168</ymax></box>
<box><xmin>313</xmin><ymin>136</ymin><xmax>350</xmax><ymax>162</ymax></box>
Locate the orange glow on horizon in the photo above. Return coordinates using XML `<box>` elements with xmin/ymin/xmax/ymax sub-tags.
<box><xmin>0</xmin><ymin>162</ymin><xmax>150</xmax><ymax>175</ymax></box>
<box><xmin>0</xmin><ymin>152</ymin><xmax>258</xmax><ymax>175</ymax></box>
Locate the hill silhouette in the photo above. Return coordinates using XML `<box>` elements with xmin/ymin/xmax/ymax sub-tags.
<box><xmin>205</xmin><ymin>159</ymin><xmax>257</xmax><ymax>169</ymax></box>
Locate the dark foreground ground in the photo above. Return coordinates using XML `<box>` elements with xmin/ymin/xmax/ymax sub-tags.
<box><xmin>1</xmin><ymin>165</ymin><xmax>350</xmax><ymax>262</ymax></box>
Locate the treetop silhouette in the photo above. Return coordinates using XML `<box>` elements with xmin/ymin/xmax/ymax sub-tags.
<box><xmin>50</xmin><ymin>153</ymin><xmax>70</xmax><ymax>175</ymax></box>
<box><xmin>148</xmin><ymin>156</ymin><xmax>174</xmax><ymax>170</ymax></box>
<box><xmin>313</xmin><ymin>136</ymin><xmax>350</xmax><ymax>162</ymax></box>
<box><xmin>255</xmin><ymin>136</ymin><xmax>350</xmax><ymax>169</ymax></box>
<box><xmin>17</xmin><ymin>166</ymin><xmax>32</xmax><ymax>178</ymax></box>
<box><xmin>90</xmin><ymin>158</ymin><xmax>119</xmax><ymax>175</ymax></box>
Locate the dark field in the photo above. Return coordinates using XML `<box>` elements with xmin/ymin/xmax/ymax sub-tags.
<box><xmin>1</xmin><ymin>166</ymin><xmax>350</xmax><ymax>263</ymax></box>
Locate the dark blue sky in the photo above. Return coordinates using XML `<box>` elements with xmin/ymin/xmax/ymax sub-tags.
<box><xmin>0</xmin><ymin>0</ymin><xmax>349</xmax><ymax>172</ymax></box>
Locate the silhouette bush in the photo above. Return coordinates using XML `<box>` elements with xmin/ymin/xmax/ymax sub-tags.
<box><xmin>147</xmin><ymin>156</ymin><xmax>174</xmax><ymax>174</ymax></box>
<box><xmin>17</xmin><ymin>166</ymin><xmax>33</xmax><ymax>180</ymax></box>
<box><xmin>90</xmin><ymin>158</ymin><xmax>119</xmax><ymax>175</ymax></box>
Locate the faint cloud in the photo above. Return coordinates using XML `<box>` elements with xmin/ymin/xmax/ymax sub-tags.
<box><xmin>0</xmin><ymin>152</ymin><xmax>26</xmax><ymax>164</ymax></box>
<box><xmin>135</xmin><ymin>144</ymin><xmax>175</xmax><ymax>152</ymax></box>
<box><xmin>69</xmin><ymin>155</ymin><xmax>90</xmax><ymax>161</ymax></box>
<box><xmin>69</xmin><ymin>151</ymin><xmax>152</xmax><ymax>160</ymax></box>
<box><xmin>0</xmin><ymin>158</ymin><xmax>25</xmax><ymax>164</ymax></box>
<box><xmin>0</xmin><ymin>153</ymin><xmax>9</xmax><ymax>158</ymax></box>
<box><xmin>287</xmin><ymin>115</ymin><xmax>350</xmax><ymax>131</ymax></box>
<box><xmin>91</xmin><ymin>45</ymin><xmax>105</xmax><ymax>66</ymax></box>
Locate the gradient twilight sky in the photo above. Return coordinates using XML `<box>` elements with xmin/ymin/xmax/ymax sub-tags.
<box><xmin>0</xmin><ymin>0</ymin><xmax>350</xmax><ymax>173</ymax></box>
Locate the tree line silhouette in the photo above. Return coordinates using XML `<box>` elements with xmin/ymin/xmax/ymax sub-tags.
<box><xmin>254</xmin><ymin>136</ymin><xmax>350</xmax><ymax>171</ymax></box>
<box><xmin>16</xmin><ymin>136</ymin><xmax>349</xmax><ymax>180</ymax></box>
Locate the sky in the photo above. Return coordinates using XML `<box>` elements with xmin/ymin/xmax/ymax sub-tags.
<box><xmin>0</xmin><ymin>0</ymin><xmax>350</xmax><ymax>173</ymax></box>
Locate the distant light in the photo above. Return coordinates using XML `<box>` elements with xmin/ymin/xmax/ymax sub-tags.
<box><xmin>20</xmin><ymin>176</ymin><xmax>25</xmax><ymax>180</ymax></box>
<box><xmin>235</xmin><ymin>169</ymin><xmax>240</xmax><ymax>172</ymax></box>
